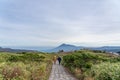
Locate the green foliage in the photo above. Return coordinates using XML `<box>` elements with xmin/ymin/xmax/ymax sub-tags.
<box><xmin>62</xmin><ymin>50</ymin><xmax>120</xmax><ymax>80</ymax></box>
<box><xmin>63</xmin><ymin>52</ymin><xmax>105</xmax><ymax>70</ymax></box>
<box><xmin>2</xmin><ymin>66</ymin><xmax>23</xmax><ymax>80</ymax></box>
<box><xmin>8</xmin><ymin>53</ymin><xmax>45</xmax><ymax>62</ymax></box>
<box><xmin>0</xmin><ymin>52</ymin><xmax>53</xmax><ymax>80</ymax></box>
<box><xmin>87</xmin><ymin>62</ymin><xmax>120</xmax><ymax>80</ymax></box>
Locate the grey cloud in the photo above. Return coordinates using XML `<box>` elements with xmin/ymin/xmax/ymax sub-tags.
<box><xmin>0</xmin><ymin>0</ymin><xmax>120</xmax><ymax>46</ymax></box>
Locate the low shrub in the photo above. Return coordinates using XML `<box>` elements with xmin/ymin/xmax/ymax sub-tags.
<box><xmin>62</xmin><ymin>50</ymin><xmax>120</xmax><ymax>80</ymax></box>
<box><xmin>87</xmin><ymin>62</ymin><xmax>120</xmax><ymax>80</ymax></box>
<box><xmin>0</xmin><ymin>52</ymin><xmax>53</xmax><ymax>80</ymax></box>
<box><xmin>2</xmin><ymin>66</ymin><xmax>23</xmax><ymax>80</ymax></box>
<box><xmin>8</xmin><ymin>53</ymin><xmax>45</xmax><ymax>62</ymax></box>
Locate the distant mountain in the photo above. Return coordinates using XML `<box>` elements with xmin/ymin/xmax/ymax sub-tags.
<box><xmin>0</xmin><ymin>47</ymin><xmax>36</xmax><ymax>53</ymax></box>
<box><xmin>1</xmin><ymin>44</ymin><xmax>120</xmax><ymax>53</ymax></box>
<box><xmin>43</xmin><ymin>44</ymin><xmax>120</xmax><ymax>53</ymax></box>
<box><xmin>43</xmin><ymin>44</ymin><xmax>83</xmax><ymax>52</ymax></box>
<box><xmin>90</xmin><ymin>46</ymin><xmax>120</xmax><ymax>52</ymax></box>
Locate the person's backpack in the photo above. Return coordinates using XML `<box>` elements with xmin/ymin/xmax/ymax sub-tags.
<box><xmin>58</xmin><ymin>57</ymin><xmax>61</xmax><ymax>61</ymax></box>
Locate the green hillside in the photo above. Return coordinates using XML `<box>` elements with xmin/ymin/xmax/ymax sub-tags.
<box><xmin>62</xmin><ymin>50</ymin><xmax>120</xmax><ymax>80</ymax></box>
<box><xmin>0</xmin><ymin>52</ymin><xmax>53</xmax><ymax>80</ymax></box>
<box><xmin>0</xmin><ymin>50</ymin><xmax>120</xmax><ymax>80</ymax></box>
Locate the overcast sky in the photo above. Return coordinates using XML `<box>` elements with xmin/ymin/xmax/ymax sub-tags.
<box><xmin>0</xmin><ymin>0</ymin><xmax>120</xmax><ymax>47</ymax></box>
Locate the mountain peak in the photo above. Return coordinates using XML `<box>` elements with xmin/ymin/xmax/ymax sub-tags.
<box><xmin>59</xmin><ymin>43</ymin><xmax>75</xmax><ymax>47</ymax></box>
<box><xmin>60</xmin><ymin>43</ymin><xmax>68</xmax><ymax>46</ymax></box>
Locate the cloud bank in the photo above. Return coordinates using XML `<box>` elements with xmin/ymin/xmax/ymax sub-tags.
<box><xmin>0</xmin><ymin>0</ymin><xmax>120</xmax><ymax>47</ymax></box>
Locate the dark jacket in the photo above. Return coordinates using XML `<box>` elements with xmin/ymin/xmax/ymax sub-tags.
<box><xmin>58</xmin><ymin>57</ymin><xmax>61</xmax><ymax>61</ymax></box>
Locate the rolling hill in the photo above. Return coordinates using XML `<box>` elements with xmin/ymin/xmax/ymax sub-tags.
<box><xmin>43</xmin><ymin>44</ymin><xmax>84</xmax><ymax>52</ymax></box>
<box><xmin>0</xmin><ymin>47</ymin><xmax>36</xmax><ymax>52</ymax></box>
<box><xmin>43</xmin><ymin>44</ymin><xmax>120</xmax><ymax>53</ymax></box>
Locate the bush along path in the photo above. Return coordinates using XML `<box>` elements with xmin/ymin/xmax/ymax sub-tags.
<box><xmin>49</xmin><ymin>61</ymin><xmax>77</xmax><ymax>80</ymax></box>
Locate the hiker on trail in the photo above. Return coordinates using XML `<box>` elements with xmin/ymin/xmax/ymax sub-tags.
<box><xmin>53</xmin><ymin>56</ymin><xmax>57</xmax><ymax>64</ymax></box>
<box><xmin>57</xmin><ymin>56</ymin><xmax>62</xmax><ymax>65</ymax></box>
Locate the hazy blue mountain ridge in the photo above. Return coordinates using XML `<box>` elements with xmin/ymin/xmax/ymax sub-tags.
<box><xmin>0</xmin><ymin>47</ymin><xmax>36</xmax><ymax>52</ymax></box>
<box><xmin>43</xmin><ymin>44</ymin><xmax>120</xmax><ymax>53</ymax></box>
<box><xmin>43</xmin><ymin>44</ymin><xmax>84</xmax><ymax>52</ymax></box>
<box><xmin>1</xmin><ymin>44</ymin><xmax>120</xmax><ymax>53</ymax></box>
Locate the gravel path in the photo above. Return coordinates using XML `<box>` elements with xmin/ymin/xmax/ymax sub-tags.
<box><xmin>49</xmin><ymin>61</ymin><xmax>77</xmax><ymax>80</ymax></box>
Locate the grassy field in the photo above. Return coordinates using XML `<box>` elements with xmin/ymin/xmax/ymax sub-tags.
<box><xmin>0</xmin><ymin>50</ymin><xmax>120</xmax><ymax>80</ymax></box>
<box><xmin>0</xmin><ymin>52</ymin><xmax>53</xmax><ymax>80</ymax></box>
<box><xmin>62</xmin><ymin>50</ymin><xmax>120</xmax><ymax>80</ymax></box>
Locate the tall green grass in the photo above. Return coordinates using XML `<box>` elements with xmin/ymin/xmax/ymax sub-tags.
<box><xmin>0</xmin><ymin>52</ymin><xmax>53</xmax><ymax>80</ymax></box>
<box><xmin>86</xmin><ymin>62</ymin><xmax>120</xmax><ymax>80</ymax></box>
<box><xmin>62</xmin><ymin>50</ymin><xmax>120</xmax><ymax>80</ymax></box>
